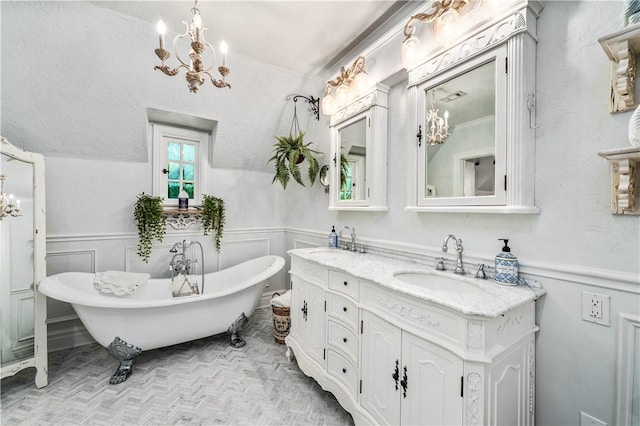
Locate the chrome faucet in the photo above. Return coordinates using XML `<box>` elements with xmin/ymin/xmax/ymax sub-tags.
<box><xmin>339</xmin><ymin>226</ymin><xmax>357</xmax><ymax>252</ymax></box>
<box><xmin>169</xmin><ymin>240</ymin><xmax>205</xmax><ymax>295</ymax></box>
<box><xmin>442</xmin><ymin>234</ymin><xmax>466</xmax><ymax>275</ymax></box>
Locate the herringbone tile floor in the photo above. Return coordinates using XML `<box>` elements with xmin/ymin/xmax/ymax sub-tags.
<box><xmin>0</xmin><ymin>307</ymin><xmax>354</xmax><ymax>425</ymax></box>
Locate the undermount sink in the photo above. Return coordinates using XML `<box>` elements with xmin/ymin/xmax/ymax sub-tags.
<box><xmin>393</xmin><ymin>272</ymin><xmax>487</xmax><ymax>294</ymax></box>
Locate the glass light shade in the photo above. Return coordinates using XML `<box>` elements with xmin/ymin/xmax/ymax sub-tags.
<box><xmin>353</xmin><ymin>72</ymin><xmax>371</xmax><ymax>97</ymax></box>
<box><xmin>322</xmin><ymin>94</ymin><xmax>336</xmax><ymax>116</ymax></box>
<box><xmin>336</xmin><ymin>85</ymin><xmax>348</xmax><ymax>106</ymax></box>
<box><xmin>401</xmin><ymin>35</ymin><xmax>420</xmax><ymax>70</ymax></box>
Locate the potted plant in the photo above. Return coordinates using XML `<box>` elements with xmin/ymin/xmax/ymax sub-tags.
<box><xmin>133</xmin><ymin>193</ymin><xmax>166</xmax><ymax>263</ymax></box>
<box><xmin>268</xmin><ymin>132</ymin><xmax>320</xmax><ymax>189</ymax></box>
<box><xmin>201</xmin><ymin>194</ymin><xmax>225</xmax><ymax>252</ymax></box>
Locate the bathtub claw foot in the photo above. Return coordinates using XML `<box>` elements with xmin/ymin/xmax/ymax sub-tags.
<box><xmin>228</xmin><ymin>313</ymin><xmax>249</xmax><ymax>348</ymax></box>
<box><xmin>106</xmin><ymin>337</ymin><xmax>142</xmax><ymax>384</ymax></box>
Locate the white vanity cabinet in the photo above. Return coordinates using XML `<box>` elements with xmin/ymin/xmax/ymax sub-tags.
<box><xmin>286</xmin><ymin>249</ymin><xmax>542</xmax><ymax>425</ymax></box>
<box><xmin>361</xmin><ymin>310</ymin><xmax>463</xmax><ymax>425</ymax></box>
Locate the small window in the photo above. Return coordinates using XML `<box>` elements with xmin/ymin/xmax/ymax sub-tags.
<box><xmin>151</xmin><ymin>124</ymin><xmax>209</xmax><ymax>207</ymax></box>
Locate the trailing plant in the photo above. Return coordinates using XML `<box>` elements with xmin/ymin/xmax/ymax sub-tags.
<box><xmin>268</xmin><ymin>132</ymin><xmax>320</xmax><ymax>190</ymax></box>
<box><xmin>201</xmin><ymin>194</ymin><xmax>225</xmax><ymax>252</ymax></box>
<box><xmin>134</xmin><ymin>193</ymin><xmax>166</xmax><ymax>263</ymax></box>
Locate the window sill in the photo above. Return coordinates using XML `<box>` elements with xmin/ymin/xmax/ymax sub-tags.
<box><xmin>162</xmin><ymin>207</ymin><xmax>202</xmax><ymax>230</ymax></box>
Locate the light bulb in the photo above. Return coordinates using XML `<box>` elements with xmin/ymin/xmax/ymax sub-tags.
<box><xmin>336</xmin><ymin>85</ymin><xmax>348</xmax><ymax>106</ymax></box>
<box><xmin>401</xmin><ymin>35</ymin><xmax>420</xmax><ymax>70</ymax></box>
<box><xmin>220</xmin><ymin>40</ymin><xmax>228</xmax><ymax>66</ymax></box>
<box><xmin>157</xmin><ymin>20</ymin><xmax>166</xmax><ymax>50</ymax></box>
<box><xmin>322</xmin><ymin>94</ymin><xmax>335</xmax><ymax>116</ymax></box>
<box><xmin>192</xmin><ymin>12</ymin><xmax>202</xmax><ymax>29</ymax></box>
<box><xmin>353</xmin><ymin>72</ymin><xmax>371</xmax><ymax>96</ymax></box>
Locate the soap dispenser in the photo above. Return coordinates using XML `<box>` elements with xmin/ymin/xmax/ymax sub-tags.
<box><xmin>495</xmin><ymin>239</ymin><xmax>519</xmax><ymax>285</ymax></box>
<box><xmin>178</xmin><ymin>189</ymin><xmax>189</xmax><ymax>210</ymax></box>
<box><xmin>328</xmin><ymin>226</ymin><xmax>338</xmax><ymax>248</ymax></box>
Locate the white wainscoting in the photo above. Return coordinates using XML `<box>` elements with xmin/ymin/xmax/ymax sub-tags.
<box><xmin>616</xmin><ymin>314</ymin><xmax>640</xmax><ymax>425</ymax></box>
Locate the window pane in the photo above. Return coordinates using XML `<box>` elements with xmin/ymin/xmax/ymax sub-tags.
<box><xmin>183</xmin><ymin>182</ymin><xmax>194</xmax><ymax>199</ymax></box>
<box><xmin>183</xmin><ymin>144</ymin><xmax>195</xmax><ymax>162</ymax></box>
<box><xmin>168</xmin><ymin>142</ymin><xmax>181</xmax><ymax>161</ymax></box>
<box><xmin>168</xmin><ymin>181</ymin><xmax>180</xmax><ymax>199</ymax></box>
<box><xmin>168</xmin><ymin>162</ymin><xmax>180</xmax><ymax>179</ymax></box>
<box><xmin>183</xmin><ymin>164</ymin><xmax>195</xmax><ymax>180</ymax></box>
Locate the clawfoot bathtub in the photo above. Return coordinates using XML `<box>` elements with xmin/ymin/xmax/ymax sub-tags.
<box><xmin>39</xmin><ymin>255</ymin><xmax>285</xmax><ymax>383</ymax></box>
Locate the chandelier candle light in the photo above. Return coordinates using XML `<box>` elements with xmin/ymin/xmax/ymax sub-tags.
<box><xmin>426</xmin><ymin>90</ymin><xmax>450</xmax><ymax>145</ymax></box>
<box><xmin>0</xmin><ymin>175</ymin><xmax>21</xmax><ymax>220</ymax></box>
<box><xmin>154</xmin><ymin>0</ymin><xmax>230</xmax><ymax>93</ymax></box>
<box><xmin>321</xmin><ymin>56</ymin><xmax>371</xmax><ymax>116</ymax></box>
<box><xmin>401</xmin><ymin>0</ymin><xmax>470</xmax><ymax>69</ymax></box>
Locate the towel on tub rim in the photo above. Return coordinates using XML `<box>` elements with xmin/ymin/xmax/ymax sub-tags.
<box><xmin>94</xmin><ymin>271</ymin><xmax>151</xmax><ymax>296</ymax></box>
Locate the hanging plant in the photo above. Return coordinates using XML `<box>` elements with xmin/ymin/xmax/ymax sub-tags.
<box><xmin>133</xmin><ymin>193</ymin><xmax>166</xmax><ymax>263</ymax></box>
<box><xmin>269</xmin><ymin>132</ymin><xmax>320</xmax><ymax>189</ymax></box>
<box><xmin>268</xmin><ymin>99</ymin><xmax>320</xmax><ymax>189</ymax></box>
<box><xmin>340</xmin><ymin>152</ymin><xmax>350</xmax><ymax>190</ymax></box>
<box><xmin>201</xmin><ymin>194</ymin><xmax>225</xmax><ymax>252</ymax></box>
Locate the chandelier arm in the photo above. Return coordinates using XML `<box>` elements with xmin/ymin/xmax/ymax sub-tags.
<box><xmin>203</xmin><ymin>71</ymin><xmax>231</xmax><ymax>89</ymax></box>
<box><xmin>154</xmin><ymin>64</ymin><xmax>183</xmax><ymax>76</ymax></box>
<box><xmin>173</xmin><ymin>24</ymin><xmax>196</xmax><ymax>68</ymax></box>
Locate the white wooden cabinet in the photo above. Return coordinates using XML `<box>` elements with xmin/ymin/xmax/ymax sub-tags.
<box><xmin>286</xmin><ymin>250</ymin><xmax>540</xmax><ymax>425</ymax></box>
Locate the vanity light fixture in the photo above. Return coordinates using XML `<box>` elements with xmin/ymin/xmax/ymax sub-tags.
<box><xmin>426</xmin><ymin>90</ymin><xmax>450</xmax><ymax>145</ymax></box>
<box><xmin>401</xmin><ymin>0</ymin><xmax>470</xmax><ymax>69</ymax></box>
<box><xmin>321</xmin><ymin>56</ymin><xmax>371</xmax><ymax>116</ymax></box>
<box><xmin>0</xmin><ymin>175</ymin><xmax>21</xmax><ymax>220</ymax></box>
<box><xmin>154</xmin><ymin>0</ymin><xmax>230</xmax><ymax>93</ymax></box>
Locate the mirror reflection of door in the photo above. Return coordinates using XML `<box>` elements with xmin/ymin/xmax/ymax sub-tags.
<box><xmin>425</xmin><ymin>59</ymin><xmax>496</xmax><ymax>198</ymax></box>
<box><xmin>0</xmin><ymin>153</ymin><xmax>35</xmax><ymax>367</ymax></box>
<box><xmin>338</xmin><ymin>117</ymin><xmax>367</xmax><ymax>201</ymax></box>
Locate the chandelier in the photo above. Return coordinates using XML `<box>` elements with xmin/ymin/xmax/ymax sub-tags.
<box><xmin>154</xmin><ymin>0</ymin><xmax>230</xmax><ymax>93</ymax></box>
<box><xmin>321</xmin><ymin>56</ymin><xmax>371</xmax><ymax>116</ymax></box>
<box><xmin>0</xmin><ymin>175</ymin><xmax>21</xmax><ymax>220</ymax></box>
<box><xmin>426</xmin><ymin>90</ymin><xmax>450</xmax><ymax>146</ymax></box>
<box><xmin>401</xmin><ymin>0</ymin><xmax>470</xmax><ymax>69</ymax></box>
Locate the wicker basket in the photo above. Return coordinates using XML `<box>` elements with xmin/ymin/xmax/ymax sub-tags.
<box><xmin>271</xmin><ymin>293</ymin><xmax>291</xmax><ymax>344</ymax></box>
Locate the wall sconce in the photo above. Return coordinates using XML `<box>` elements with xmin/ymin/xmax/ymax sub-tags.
<box><xmin>401</xmin><ymin>0</ymin><xmax>470</xmax><ymax>70</ymax></box>
<box><xmin>0</xmin><ymin>175</ymin><xmax>21</xmax><ymax>220</ymax></box>
<box><xmin>321</xmin><ymin>56</ymin><xmax>371</xmax><ymax>116</ymax></box>
<box><xmin>426</xmin><ymin>90</ymin><xmax>450</xmax><ymax>145</ymax></box>
<box><xmin>287</xmin><ymin>95</ymin><xmax>320</xmax><ymax>121</ymax></box>
<box><xmin>154</xmin><ymin>0</ymin><xmax>230</xmax><ymax>93</ymax></box>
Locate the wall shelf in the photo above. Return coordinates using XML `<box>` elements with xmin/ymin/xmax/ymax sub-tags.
<box><xmin>162</xmin><ymin>207</ymin><xmax>202</xmax><ymax>230</ymax></box>
<box><xmin>598</xmin><ymin>146</ymin><xmax>640</xmax><ymax>215</ymax></box>
<box><xmin>598</xmin><ymin>23</ymin><xmax>640</xmax><ymax>113</ymax></box>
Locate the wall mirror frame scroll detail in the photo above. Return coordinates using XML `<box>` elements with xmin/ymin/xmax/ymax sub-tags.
<box><xmin>405</xmin><ymin>1</ymin><xmax>542</xmax><ymax>214</ymax></box>
<box><xmin>329</xmin><ymin>83</ymin><xmax>390</xmax><ymax>211</ymax></box>
<box><xmin>0</xmin><ymin>137</ymin><xmax>48</xmax><ymax>388</ymax></box>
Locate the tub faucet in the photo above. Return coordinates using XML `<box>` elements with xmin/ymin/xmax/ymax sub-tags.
<box><xmin>339</xmin><ymin>226</ymin><xmax>357</xmax><ymax>251</ymax></box>
<box><xmin>442</xmin><ymin>234</ymin><xmax>466</xmax><ymax>275</ymax></box>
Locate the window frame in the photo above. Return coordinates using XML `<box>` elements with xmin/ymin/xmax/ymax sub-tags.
<box><xmin>151</xmin><ymin>123</ymin><xmax>209</xmax><ymax>207</ymax></box>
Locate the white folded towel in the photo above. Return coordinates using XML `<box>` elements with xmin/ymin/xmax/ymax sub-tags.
<box><xmin>271</xmin><ymin>290</ymin><xmax>291</xmax><ymax>308</ymax></box>
<box><xmin>94</xmin><ymin>271</ymin><xmax>150</xmax><ymax>295</ymax></box>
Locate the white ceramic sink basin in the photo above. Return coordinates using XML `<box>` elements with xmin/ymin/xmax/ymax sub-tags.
<box><xmin>393</xmin><ymin>272</ymin><xmax>487</xmax><ymax>294</ymax></box>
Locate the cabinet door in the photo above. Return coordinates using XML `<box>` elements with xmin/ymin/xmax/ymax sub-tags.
<box><xmin>401</xmin><ymin>331</ymin><xmax>463</xmax><ymax>426</ymax></box>
<box><xmin>361</xmin><ymin>311</ymin><xmax>401</xmax><ymax>425</ymax></box>
<box><xmin>291</xmin><ymin>277</ymin><xmax>326</xmax><ymax>365</ymax></box>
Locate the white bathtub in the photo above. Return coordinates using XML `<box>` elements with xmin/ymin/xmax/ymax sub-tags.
<box><xmin>39</xmin><ymin>255</ymin><xmax>285</xmax><ymax>351</ymax></box>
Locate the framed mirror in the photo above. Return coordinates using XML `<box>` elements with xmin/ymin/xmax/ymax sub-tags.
<box><xmin>329</xmin><ymin>83</ymin><xmax>389</xmax><ymax>211</ymax></box>
<box><xmin>417</xmin><ymin>47</ymin><xmax>506</xmax><ymax>207</ymax></box>
<box><xmin>0</xmin><ymin>137</ymin><xmax>48</xmax><ymax>388</ymax></box>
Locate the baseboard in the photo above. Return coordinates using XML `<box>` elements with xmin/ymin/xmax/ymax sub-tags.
<box><xmin>47</xmin><ymin>319</ymin><xmax>95</xmax><ymax>352</ymax></box>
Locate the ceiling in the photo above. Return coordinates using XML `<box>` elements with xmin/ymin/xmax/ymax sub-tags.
<box><xmin>91</xmin><ymin>1</ymin><xmax>413</xmax><ymax>76</ymax></box>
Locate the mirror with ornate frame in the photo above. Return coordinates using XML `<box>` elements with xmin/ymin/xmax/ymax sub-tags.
<box><xmin>329</xmin><ymin>83</ymin><xmax>389</xmax><ymax>211</ymax></box>
<box><xmin>0</xmin><ymin>137</ymin><xmax>48</xmax><ymax>388</ymax></box>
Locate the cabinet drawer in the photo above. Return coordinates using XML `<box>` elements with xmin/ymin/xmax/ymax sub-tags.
<box><xmin>327</xmin><ymin>349</ymin><xmax>358</xmax><ymax>397</ymax></box>
<box><xmin>328</xmin><ymin>270</ymin><xmax>358</xmax><ymax>300</ymax></box>
<box><xmin>327</xmin><ymin>292</ymin><xmax>359</xmax><ymax>330</ymax></box>
<box><xmin>327</xmin><ymin>320</ymin><xmax>358</xmax><ymax>365</ymax></box>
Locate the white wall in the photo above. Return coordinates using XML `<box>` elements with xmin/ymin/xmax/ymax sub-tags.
<box><xmin>1</xmin><ymin>1</ymin><xmax>639</xmax><ymax>424</ymax></box>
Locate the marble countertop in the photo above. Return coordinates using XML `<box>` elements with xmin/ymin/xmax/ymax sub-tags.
<box><xmin>288</xmin><ymin>247</ymin><xmax>546</xmax><ymax>318</ymax></box>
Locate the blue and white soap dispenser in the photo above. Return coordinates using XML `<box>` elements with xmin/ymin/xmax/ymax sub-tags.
<box><xmin>495</xmin><ymin>239</ymin><xmax>519</xmax><ymax>285</ymax></box>
<box><xmin>328</xmin><ymin>226</ymin><xmax>338</xmax><ymax>248</ymax></box>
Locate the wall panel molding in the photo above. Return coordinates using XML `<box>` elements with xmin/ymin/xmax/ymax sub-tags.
<box><xmin>616</xmin><ymin>313</ymin><xmax>640</xmax><ymax>425</ymax></box>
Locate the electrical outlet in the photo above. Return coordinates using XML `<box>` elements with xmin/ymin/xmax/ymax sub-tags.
<box><xmin>580</xmin><ymin>411</ymin><xmax>607</xmax><ymax>426</ymax></box>
<box><xmin>582</xmin><ymin>291</ymin><xmax>610</xmax><ymax>326</ymax></box>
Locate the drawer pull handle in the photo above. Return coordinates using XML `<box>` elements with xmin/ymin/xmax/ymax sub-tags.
<box><xmin>342</xmin><ymin>368</ymin><xmax>347</xmax><ymax>374</ymax></box>
<box><xmin>343</xmin><ymin>281</ymin><xmax>348</xmax><ymax>286</ymax></box>
<box><xmin>343</xmin><ymin>337</ymin><xmax>347</xmax><ymax>343</ymax></box>
<box><xmin>343</xmin><ymin>307</ymin><xmax>347</xmax><ymax>312</ymax></box>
